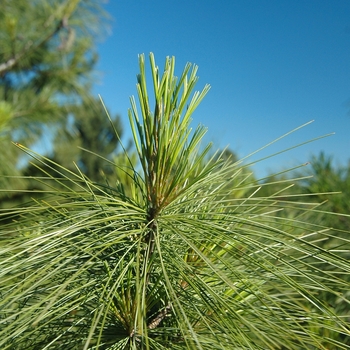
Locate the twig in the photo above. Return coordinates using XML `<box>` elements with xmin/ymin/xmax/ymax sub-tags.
<box><xmin>147</xmin><ymin>303</ymin><xmax>172</xmax><ymax>329</ymax></box>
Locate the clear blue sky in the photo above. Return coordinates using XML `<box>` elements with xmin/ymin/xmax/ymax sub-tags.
<box><xmin>93</xmin><ymin>0</ymin><xmax>350</xmax><ymax>177</ymax></box>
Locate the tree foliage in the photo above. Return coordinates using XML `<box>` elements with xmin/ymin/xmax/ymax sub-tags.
<box><xmin>0</xmin><ymin>0</ymin><xmax>122</xmax><ymax>205</ymax></box>
<box><xmin>296</xmin><ymin>152</ymin><xmax>350</xmax><ymax>230</ymax></box>
<box><xmin>0</xmin><ymin>54</ymin><xmax>350</xmax><ymax>349</ymax></box>
<box><xmin>52</xmin><ymin>96</ymin><xmax>123</xmax><ymax>182</ymax></box>
<box><xmin>0</xmin><ymin>0</ymin><xmax>107</xmax><ymax>134</ymax></box>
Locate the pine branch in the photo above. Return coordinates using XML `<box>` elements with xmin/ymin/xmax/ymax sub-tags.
<box><xmin>147</xmin><ymin>303</ymin><xmax>172</xmax><ymax>329</ymax></box>
<box><xmin>0</xmin><ymin>18</ymin><xmax>67</xmax><ymax>75</ymax></box>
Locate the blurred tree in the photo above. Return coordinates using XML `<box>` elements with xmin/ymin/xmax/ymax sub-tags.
<box><xmin>296</xmin><ymin>152</ymin><xmax>350</xmax><ymax>230</ymax></box>
<box><xmin>0</xmin><ymin>0</ymin><xmax>117</xmax><ymax>204</ymax></box>
<box><xmin>53</xmin><ymin>96</ymin><xmax>123</xmax><ymax>182</ymax></box>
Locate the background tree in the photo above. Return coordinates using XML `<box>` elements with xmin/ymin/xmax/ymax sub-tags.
<box><xmin>295</xmin><ymin>152</ymin><xmax>350</xmax><ymax>230</ymax></box>
<box><xmin>52</xmin><ymin>96</ymin><xmax>123</xmax><ymax>182</ymax></box>
<box><xmin>0</xmin><ymin>0</ymin><xmax>124</xmax><ymax>206</ymax></box>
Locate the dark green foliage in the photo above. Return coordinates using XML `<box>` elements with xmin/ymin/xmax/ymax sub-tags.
<box><xmin>0</xmin><ymin>0</ymin><xmax>123</xmax><ymax>208</ymax></box>
<box><xmin>53</xmin><ymin>97</ymin><xmax>123</xmax><ymax>182</ymax></box>
<box><xmin>0</xmin><ymin>0</ymin><xmax>106</xmax><ymax>134</ymax></box>
<box><xmin>296</xmin><ymin>152</ymin><xmax>350</xmax><ymax>230</ymax></box>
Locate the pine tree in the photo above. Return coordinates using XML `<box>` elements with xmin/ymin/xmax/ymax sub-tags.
<box><xmin>0</xmin><ymin>0</ymin><xmax>112</xmax><ymax>203</ymax></box>
<box><xmin>0</xmin><ymin>53</ymin><xmax>349</xmax><ymax>349</ymax></box>
<box><xmin>52</xmin><ymin>96</ymin><xmax>123</xmax><ymax>182</ymax></box>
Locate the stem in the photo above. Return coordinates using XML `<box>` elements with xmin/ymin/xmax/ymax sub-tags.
<box><xmin>144</xmin><ymin>206</ymin><xmax>157</xmax><ymax>283</ymax></box>
<box><xmin>147</xmin><ymin>303</ymin><xmax>172</xmax><ymax>329</ymax></box>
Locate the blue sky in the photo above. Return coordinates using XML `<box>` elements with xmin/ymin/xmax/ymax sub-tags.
<box><xmin>93</xmin><ymin>0</ymin><xmax>350</xmax><ymax>177</ymax></box>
